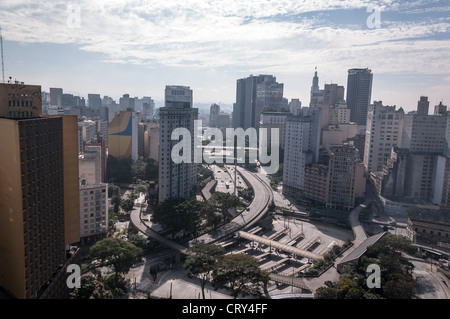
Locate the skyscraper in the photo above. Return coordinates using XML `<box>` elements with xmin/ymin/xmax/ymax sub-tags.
<box><xmin>255</xmin><ymin>75</ymin><xmax>284</xmax><ymax>128</ymax></box>
<box><xmin>88</xmin><ymin>93</ymin><xmax>102</xmax><ymax>109</ymax></box>
<box><xmin>417</xmin><ymin>96</ymin><xmax>429</xmax><ymax>115</ymax></box>
<box><xmin>364</xmin><ymin>101</ymin><xmax>404</xmax><ymax>174</ymax></box>
<box><xmin>232</xmin><ymin>74</ymin><xmax>284</xmax><ymax>130</ymax></box>
<box><xmin>282</xmin><ymin>109</ymin><xmax>321</xmax><ymax>195</ymax></box>
<box><xmin>322</xmin><ymin>83</ymin><xmax>345</xmax><ymax>107</ymax></box>
<box><xmin>158</xmin><ymin>85</ymin><xmax>198</xmax><ymax>203</ymax></box>
<box><xmin>434</xmin><ymin>101</ymin><xmax>447</xmax><ymax>115</ymax></box>
<box><xmin>49</xmin><ymin>87</ymin><xmax>63</xmax><ymax>107</ymax></box>
<box><xmin>309</xmin><ymin>68</ymin><xmax>320</xmax><ymax>107</ymax></box>
<box><xmin>209</xmin><ymin>103</ymin><xmax>220</xmax><ymax>128</ymax></box>
<box><xmin>0</xmin><ymin>83</ymin><xmax>80</xmax><ymax>299</ymax></box>
<box><xmin>346</xmin><ymin>68</ymin><xmax>373</xmax><ymax>126</ymax></box>
<box><xmin>119</xmin><ymin>94</ymin><xmax>135</xmax><ymax>111</ymax></box>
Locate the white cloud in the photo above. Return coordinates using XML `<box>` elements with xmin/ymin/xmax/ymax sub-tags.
<box><xmin>0</xmin><ymin>0</ymin><xmax>449</xmax><ymax>77</ymax></box>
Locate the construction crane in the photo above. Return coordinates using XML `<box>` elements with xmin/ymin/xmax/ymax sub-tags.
<box><xmin>0</xmin><ymin>25</ymin><xmax>4</xmax><ymax>83</ymax></box>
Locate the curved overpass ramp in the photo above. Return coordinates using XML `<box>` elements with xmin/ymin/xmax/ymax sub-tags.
<box><xmin>130</xmin><ymin>166</ymin><xmax>273</xmax><ymax>255</ymax></box>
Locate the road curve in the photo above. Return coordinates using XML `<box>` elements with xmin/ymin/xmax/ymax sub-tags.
<box><xmin>130</xmin><ymin>166</ymin><xmax>274</xmax><ymax>255</ymax></box>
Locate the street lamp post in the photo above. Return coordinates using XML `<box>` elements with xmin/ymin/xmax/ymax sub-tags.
<box><xmin>234</xmin><ymin>157</ymin><xmax>237</xmax><ymax>196</ymax></box>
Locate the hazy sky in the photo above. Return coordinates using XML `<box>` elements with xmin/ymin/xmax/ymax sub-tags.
<box><xmin>1</xmin><ymin>0</ymin><xmax>449</xmax><ymax>112</ymax></box>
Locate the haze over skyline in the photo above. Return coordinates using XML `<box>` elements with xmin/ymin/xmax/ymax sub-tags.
<box><xmin>1</xmin><ymin>0</ymin><xmax>449</xmax><ymax>112</ymax></box>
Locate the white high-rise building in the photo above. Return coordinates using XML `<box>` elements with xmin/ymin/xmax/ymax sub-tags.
<box><xmin>364</xmin><ymin>101</ymin><xmax>404</xmax><ymax>174</ymax></box>
<box><xmin>282</xmin><ymin>110</ymin><xmax>321</xmax><ymax>195</ymax></box>
<box><xmin>158</xmin><ymin>86</ymin><xmax>198</xmax><ymax>203</ymax></box>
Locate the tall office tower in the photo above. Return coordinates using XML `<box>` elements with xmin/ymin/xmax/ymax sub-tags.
<box><xmin>346</xmin><ymin>68</ymin><xmax>373</xmax><ymax>126</ymax></box>
<box><xmin>158</xmin><ymin>85</ymin><xmax>198</xmax><ymax>203</ymax></box>
<box><xmin>49</xmin><ymin>87</ymin><xmax>63</xmax><ymax>107</ymax></box>
<box><xmin>232</xmin><ymin>74</ymin><xmax>283</xmax><ymax>130</ymax></box>
<box><xmin>364</xmin><ymin>101</ymin><xmax>404</xmax><ymax>174</ymax></box>
<box><xmin>282</xmin><ymin>110</ymin><xmax>321</xmax><ymax>195</ymax></box>
<box><xmin>209</xmin><ymin>103</ymin><xmax>220</xmax><ymax>127</ymax></box>
<box><xmin>0</xmin><ymin>83</ymin><xmax>80</xmax><ymax>299</ymax></box>
<box><xmin>61</xmin><ymin>93</ymin><xmax>84</xmax><ymax>108</ymax></box>
<box><xmin>119</xmin><ymin>94</ymin><xmax>135</xmax><ymax>111</ymax></box>
<box><xmin>255</xmin><ymin>75</ymin><xmax>284</xmax><ymax>128</ymax></box>
<box><xmin>417</xmin><ymin>96</ymin><xmax>430</xmax><ymax>115</ymax></box>
<box><xmin>309</xmin><ymin>68</ymin><xmax>320</xmax><ymax>107</ymax></box>
<box><xmin>402</xmin><ymin>110</ymin><xmax>448</xmax><ymax>200</ymax></box>
<box><xmin>322</xmin><ymin>84</ymin><xmax>345</xmax><ymax>107</ymax></box>
<box><xmin>108</xmin><ymin>111</ymin><xmax>138</xmax><ymax>161</ymax></box>
<box><xmin>434</xmin><ymin>101</ymin><xmax>447</xmax><ymax>115</ymax></box>
<box><xmin>88</xmin><ymin>94</ymin><xmax>102</xmax><ymax>109</ymax></box>
<box><xmin>401</xmin><ymin>111</ymin><xmax>447</xmax><ymax>153</ymax></box>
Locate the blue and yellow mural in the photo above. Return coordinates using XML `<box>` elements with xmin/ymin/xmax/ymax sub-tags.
<box><xmin>108</xmin><ymin>111</ymin><xmax>134</xmax><ymax>159</ymax></box>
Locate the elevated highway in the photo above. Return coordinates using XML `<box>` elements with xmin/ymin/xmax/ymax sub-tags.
<box><xmin>130</xmin><ymin>166</ymin><xmax>274</xmax><ymax>256</ymax></box>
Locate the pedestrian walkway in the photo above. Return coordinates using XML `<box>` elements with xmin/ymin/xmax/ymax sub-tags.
<box><xmin>302</xmin><ymin>203</ymin><xmax>369</xmax><ymax>292</ymax></box>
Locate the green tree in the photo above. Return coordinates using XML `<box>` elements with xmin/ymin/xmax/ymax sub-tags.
<box><xmin>317</xmin><ymin>234</ymin><xmax>417</xmax><ymax>299</ymax></box>
<box><xmin>108</xmin><ymin>183</ymin><xmax>120</xmax><ymax>198</ymax></box>
<box><xmin>89</xmin><ymin>237</ymin><xmax>142</xmax><ymax>286</ymax></box>
<box><xmin>135</xmin><ymin>179</ymin><xmax>149</xmax><ymax>195</ymax></box>
<box><xmin>314</xmin><ymin>277</ymin><xmax>364</xmax><ymax>299</ymax></box>
<box><xmin>70</xmin><ymin>272</ymin><xmax>113</xmax><ymax>299</ymax></box>
<box><xmin>209</xmin><ymin>192</ymin><xmax>241</xmax><ymax>218</ymax></box>
<box><xmin>237</xmin><ymin>186</ymin><xmax>254</xmax><ymax>202</ymax></box>
<box><xmin>212</xmin><ymin>254</ymin><xmax>269</xmax><ymax>299</ymax></box>
<box><xmin>120</xmin><ymin>198</ymin><xmax>134</xmax><ymax>214</ymax></box>
<box><xmin>131</xmin><ymin>161</ymin><xmax>147</xmax><ymax>181</ymax></box>
<box><xmin>152</xmin><ymin>198</ymin><xmax>186</xmax><ymax>239</ymax></box>
<box><xmin>314</xmin><ymin>281</ymin><xmax>339</xmax><ymax>299</ymax></box>
<box><xmin>184</xmin><ymin>244</ymin><xmax>226</xmax><ymax>299</ymax></box>
<box><xmin>107</xmin><ymin>156</ymin><xmax>133</xmax><ymax>184</ymax></box>
<box><xmin>111</xmin><ymin>194</ymin><xmax>122</xmax><ymax>214</ymax></box>
<box><xmin>153</xmin><ymin>197</ymin><xmax>216</xmax><ymax>239</ymax></box>
<box><xmin>199</xmin><ymin>200</ymin><xmax>221</xmax><ymax>230</ymax></box>
<box><xmin>144</xmin><ymin>158</ymin><xmax>158</xmax><ymax>181</ymax></box>
<box><xmin>383</xmin><ymin>273</ymin><xmax>416</xmax><ymax>299</ymax></box>
<box><xmin>128</xmin><ymin>233</ymin><xmax>149</xmax><ymax>250</ymax></box>
<box><xmin>176</xmin><ymin>199</ymin><xmax>203</xmax><ymax>238</ymax></box>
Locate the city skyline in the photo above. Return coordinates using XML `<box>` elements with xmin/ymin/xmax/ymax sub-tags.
<box><xmin>0</xmin><ymin>0</ymin><xmax>449</xmax><ymax>112</ymax></box>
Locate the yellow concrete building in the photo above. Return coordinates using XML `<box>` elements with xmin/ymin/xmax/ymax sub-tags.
<box><xmin>0</xmin><ymin>83</ymin><xmax>80</xmax><ymax>299</ymax></box>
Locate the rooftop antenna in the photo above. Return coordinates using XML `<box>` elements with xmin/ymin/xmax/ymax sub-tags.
<box><xmin>0</xmin><ymin>25</ymin><xmax>4</xmax><ymax>83</ymax></box>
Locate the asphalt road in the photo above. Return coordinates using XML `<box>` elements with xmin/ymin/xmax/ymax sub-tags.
<box><xmin>130</xmin><ymin>166</ymin><xmax>273</xmax><ymax>253</ymax></box>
